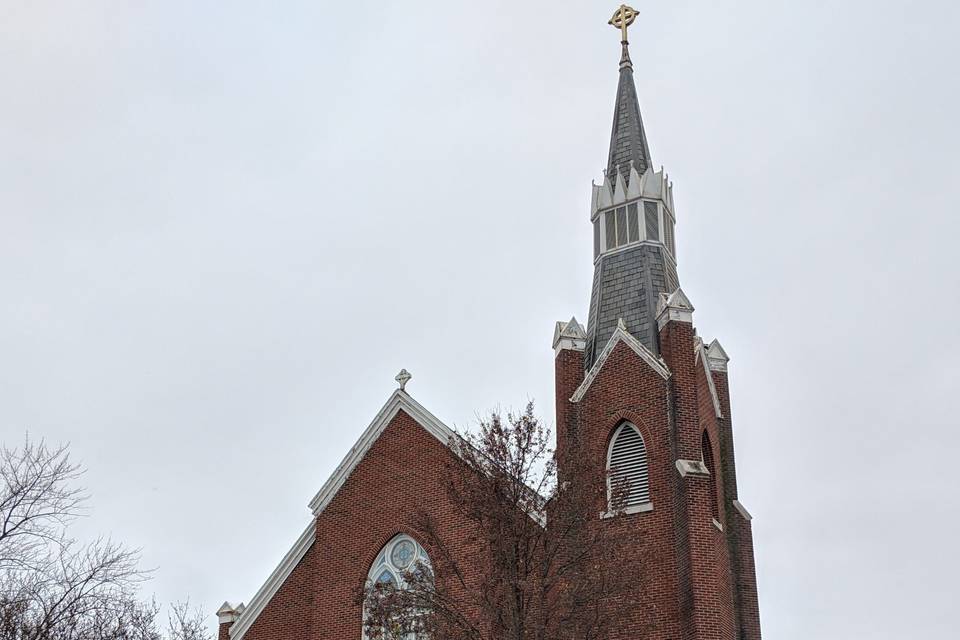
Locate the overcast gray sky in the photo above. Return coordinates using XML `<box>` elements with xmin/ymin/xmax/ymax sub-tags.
<box><xmin>2</xmin><ymin>1</ymin><xmax>959</xmax><ymax>637</ymax></box>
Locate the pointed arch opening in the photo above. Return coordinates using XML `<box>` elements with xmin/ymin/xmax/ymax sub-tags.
<box><xmin>701</xmin><ymin>430</ymin><xmax>720</xmax><ymax>521</ymax></box>
<box><xmin>606</xmin><ymin>422</ymin><xmax>651</xmax><ymax>514</ymax></box>
<box><xmin>363</xmin><ymin>534</ymin><xmax>433</xmax><ymax>639</ymax></box>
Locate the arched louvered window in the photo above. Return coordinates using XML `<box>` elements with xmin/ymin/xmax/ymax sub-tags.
<box><xmin>701</xmin><ymin>431</ymin><xmax>720</xmax><ymax>520</ymax></box>
<box><xmin>607</xmin><ymin>422</ymin><xmax>651</xmax><ymax>511</ymax></box>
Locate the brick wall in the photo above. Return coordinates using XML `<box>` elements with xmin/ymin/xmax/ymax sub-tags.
<box><xmin>239</xmin><ymin>410</ymin><xmax>483</xmax><ymax>640</ymax></box>
<box><xmin>230</xmin><ymin>322</ymin><xmax>760</xmax><ymax>640</ymax></box>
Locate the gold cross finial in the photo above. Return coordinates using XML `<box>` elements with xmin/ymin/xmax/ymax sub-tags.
<box><xmin>608</xmin><ymin>4</ymin><xmax>639</xmax><ymax>43</ymax></box>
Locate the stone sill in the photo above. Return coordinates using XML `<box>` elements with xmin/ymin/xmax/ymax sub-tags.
<box><xmin>600</xmin><ymin>502</ymin><xmax>654</xmax><ymax>519</ymax></box>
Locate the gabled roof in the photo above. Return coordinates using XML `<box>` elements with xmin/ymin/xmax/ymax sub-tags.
<box><xmin>572</xmin><ymin>322</ymin><xmax>670</xmax><ymax>403</ymax></box>
<box><xmin>308</xmin><ymin>389</ymin><xmax>455</xmax><ymax>515</ymax></box>
<box><xmin>230</xmin><ymin>390</ymin><xmax>456</xmax><ymax>640</ymax></box>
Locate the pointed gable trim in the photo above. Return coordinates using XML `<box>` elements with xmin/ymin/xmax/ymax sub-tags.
<box><xmin>229</xmin><ymin>521</ymin><xmax>315</xmax><ymax>640</ymax></box>
<box><xmin>308</xmin><ymin>389</ymin><xmax>455</xmax><ymax>516</ymax></box>
<box><xmin>231</xmin><ymin>390</ymin><xmax>455</xmax><ymax>640</ymax></box>
<box><xmin>571</xmin><ymin>325</ymin><xmax>670</xmax><ymax>403</ymax></box>
<box><xmin>696</xmin><ymin>343</ymin><xmax>724</xmax><ymax>419</ymax></box>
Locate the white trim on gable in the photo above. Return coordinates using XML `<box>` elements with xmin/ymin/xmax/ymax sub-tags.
<box><xmin>307</xmin><ymin>389</ymin><xmax>455</xmax><ymax>516</ymax></box>
<box><xmin>696</xmin><ymin>343</ymin><xmax>724</xmax><ymax>419</ymax></box>
<box><xmin>231</xmin><ymin>390</ymin><xmax>456</xmax><ymax>640</ymax></box>
<box><xmin>571</xmin><ymin>326</ymin><xmax>670</xmax><ymax>403</ymax></box>
<box><xmin>229</xmin><ymin>521</ymin><xmax>315</xmax><ymax>640</ymax></box>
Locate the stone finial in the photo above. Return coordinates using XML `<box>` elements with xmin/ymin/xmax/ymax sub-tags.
<box><xmin>395</xmin><ymin>369</ymin><xmax>412</xmax><ymax>391</ymax></box>
<box><xmin>706</xmin><ymin>339</ymin><xmax>730</xmax><ymax>372</ymax></box>
<box><xmin>552</xmin><ymin>317</ymin><xmax>587</xmax><ymax>355</ymax></box>
<box><xmin>217</xmin><ymin>602</ymin><xmax>245</xmax><ymax>625</ymax></box>
<box><xmin>656</xmin><ymin>288</ymin><xmax>694</xmax><ymax>330</ymax></box>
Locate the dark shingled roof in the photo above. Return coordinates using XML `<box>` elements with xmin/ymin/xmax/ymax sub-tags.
<box><xmin>605</xmin><ymin>42</ymin><xmax>652</xmax><ymax>189</ymax></box>
<box><xmin>585</xmin><ymin>41</ymin><xmax>679</xmax><ymax>368</ymax></box>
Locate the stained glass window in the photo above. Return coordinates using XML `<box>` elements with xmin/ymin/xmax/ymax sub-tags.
<box><xmin>391</xmin><ymin>540</ymin><xmax>416</xmax><ymax>569</ymax></box>
<box><xmin>364</xmin><ymin>534</ymin><xmax>433</xmax><ymax>639</ymax></box>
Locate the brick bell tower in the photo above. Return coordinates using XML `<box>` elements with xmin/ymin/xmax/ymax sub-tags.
<box><xmin>553</xmin><ymin>6</ymin><xmax>762</xmax><ymax>639</ymax></box>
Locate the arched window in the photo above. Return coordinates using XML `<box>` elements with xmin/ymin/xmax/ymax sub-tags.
<box><xmin>364</xmin><ymin>534</ymin><xmax>432</xmax><ymax>638</ymax></box>
<box><xmin>701</xmin><ymin>431</ymin><xmax>720</xmax><ymax>520</ymax></box>
<box><xmin>607</xmin><ymin>422</ymin><xmax>650</xmax><ymax>511</ymax></box>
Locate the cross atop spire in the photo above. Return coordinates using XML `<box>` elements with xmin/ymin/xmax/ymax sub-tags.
<box><xmin>609</xmin><ymin>5</ymin><xmax>639</xmax><ymax>43</ymax></box>
<box><xmin>604</xmin><ymin>4</ymin><xmax>652</xmax><ymax>189</ymax></box>
<box><xmin>609</xmin><ymin>4</ymin><xmax>639</xmax><ymax>70</ymax></box>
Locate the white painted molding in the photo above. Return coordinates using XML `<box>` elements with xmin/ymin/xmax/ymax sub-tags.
<box><xmin>698</xmin><ymin>344</ymin><xmax>724</xmax><ymax>419</ymax></box>
<box><xmin>712</xmin><ymin>517</ymin><xmax>724</xmax><ymax>532</ymax></box>
<box><xmin>593</xmin><ymin>165</ymin><xmax>675</xmax><ymax>219</ymax></box>
<box><xmin>234</xmin><ymin>389</ymin><xmax>543</xmax><ymax>640</ymax></box>
<box><xmin>706</xmin><ymin>339</ymin><xmax>730</xmax><ymax>372</ymax></box>
<box><xmin>733</xmin><ymin>499</ymin><xmax>753</xmax><ymax>522</ymax></box>
<box><xmin>626</xmin><ymin>164</ymin><xmax>642</xmax><ymax>199</ymax></box>
<box><xmin>656</xmin><ymin>288</ymin><xmax>695</xmax><ymax>331</ymax></box>
<box><xmin>590</xmin><ymin>181</ymin><xmax>601</xmax><ymax>215</ymax></box>
<box><xmin>600</xmin><ymin>502</ymin><xmax>654</xmax><ymax>519</ymax></box>
<box><xmin>229</xmin><ymin>523</ymin><xmax>315</xmax><ymax>640</ymax></box>
<box><xmin>217</xmin><ymin>602</ymin><xmax>245</xmax><ymax>625</ymax></box>
<box><xmin>597</xmin><ymin>176</ymin><xmax>613</xmax><ymax>210</ymax></box>
<box><xmin>675</xmin><ymin>459</ymin><xmax>710</xmax><ymax>478</ymax></box>
<box><xmin>570</xmin><ymin>325</ymin><xmax>670</xmax><ymax>403</ymax></box>
<box><xmin>553</xmin><ymin>317</ymin><xmax>587</xmax><ymax>355</ymax></box>
<box><xmin>307</xmin><ymin>390</ymin><xmax>456</xmax><ymax>516</ymax></box>
<box><xmin>592</xmin><ymin>238</ymin><xmax>679</xmax><ymax>267</ymax></box>
<box><xmin>613</xmin><ymin>170</ymin><xmax>627</xmax><ymax>203</ymax></box>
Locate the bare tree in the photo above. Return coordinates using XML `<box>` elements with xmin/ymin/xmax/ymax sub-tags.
<box><xmin>0</xmin><ymin>439</ymin><xmax>85</xmax><ymax>572</ymax></box>
<box><xmin>0</xmin><ymin>437</ymin><xmax>210</xmax><ymax>640</ymax></box>
<box><xmin>166</xmin><ymin>600</ymin><xmax>211</xmax><ymax>640</ymax></box>
<box><xmin>361</xmin><ymin>402</ymin><xmax>647</xmax><ymax>640</ymax></box>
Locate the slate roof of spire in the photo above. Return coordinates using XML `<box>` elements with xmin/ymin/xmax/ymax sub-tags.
<box><xmin>606</xmin><ymin>41</ymin><xmax>652</xmax><ymax>189</ymax></box>
<box><xmin>585</xmin><ymin>37</ymin><xmax>678</xmax><ymax>368</ymax></box>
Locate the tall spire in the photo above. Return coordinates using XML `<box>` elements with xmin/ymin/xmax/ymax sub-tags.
<box><xmin>584</xmin><ymin>6</ymin><xmax>679</xmax><ymax>367</ymax></box>
<box><xmin>606</xmin><ymin>5</ymin><xmax>652</xmax><ymax>188</ymax></box>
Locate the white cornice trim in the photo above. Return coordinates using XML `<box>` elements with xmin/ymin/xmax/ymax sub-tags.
<box><xmin>308</xmin><ymin>390</ymin><xmax>455</xmax><ymax>516</ymax></box>
<box><xmin>733</xmin><ymin>499</ymin><xmax>753</xmax><ymax>522</ymax></box>
<box><xmin>571</xmin><ymin>326</ymin><xmax>670</xmax><ymax>403</ymax></box>
<box><xmin>232</xmin><ymin>390</ymin><xmax>459</xmax><ymax>640</ymax></box>
<box><xmin>229</xmin><ymin>522</ymin><xmax>315</xmax><ymax>640</ymax></box>
<box><xmin>698</xmin><ymin>344</ymin><xmax>724</xmax><ymax>419</ymax></box>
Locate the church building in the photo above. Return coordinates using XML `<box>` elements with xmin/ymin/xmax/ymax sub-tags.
<box><xmin>216</xmin><ymin>7</ymin><xmax>762</xmax><ymax>639</ymax></box>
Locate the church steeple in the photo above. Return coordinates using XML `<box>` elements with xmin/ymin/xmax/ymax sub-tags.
<box><xmin>606</xmin><ymin>5</ymin><xmax>652</xmax><ymax>188</ymax></box>
<box><xmin>584</xmin><ymin>6</ymin><xmax>679</xmax><ymax>367</ymax></box>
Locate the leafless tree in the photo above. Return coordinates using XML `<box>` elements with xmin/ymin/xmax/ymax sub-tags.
<box><xmin>0</xmin><ymin>439</ymin><xmax>85</xmax><ymax>572</ymax></box>
<box><xmin>361</xmin><ymin>402</ymin><xmax>647</xmax><ymax>640</ymax></box>
<box><xmin>0</xmin><ymin>437</ymin><xmax>210</xmax><ymax>640</ymax></box>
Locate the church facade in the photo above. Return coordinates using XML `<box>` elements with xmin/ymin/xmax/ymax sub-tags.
<box><xmin>216</xmin><ymin>10</ymin><xmax>762</xmax><ymax>640</ymax></box>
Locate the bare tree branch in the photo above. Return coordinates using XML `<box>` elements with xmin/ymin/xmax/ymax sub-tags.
<box><xmin>0</xmin><ymin>436</ymin><xmax>209</xmax><ymax>640</ymax></box>
<box><xmin>362</xmin><ymin>402</ymin><xmax>651</xmax><ymax>640</ymax></box>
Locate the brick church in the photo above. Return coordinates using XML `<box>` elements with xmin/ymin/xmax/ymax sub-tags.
<box><xmin>216</xmin><ymin>7</ymin><xmax>762</xmax><ymax>639</ymax></box>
